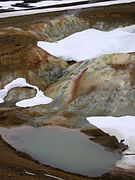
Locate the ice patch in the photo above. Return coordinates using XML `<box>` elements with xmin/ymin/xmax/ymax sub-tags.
<box><xmin>37</xmin><ymin>24</ymin><xmax>135</xmax><ymax>62</ymax></box>
<box><xmin>0</xmin><ymin>78</ymin><xmax>52</xmax><ymax>107</ymax></box>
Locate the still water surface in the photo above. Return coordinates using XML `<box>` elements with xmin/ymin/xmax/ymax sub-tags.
<box><xmin>0</xmin><ymin>126</ymin><xmax>122</xmax><ymax>177</ymax></box>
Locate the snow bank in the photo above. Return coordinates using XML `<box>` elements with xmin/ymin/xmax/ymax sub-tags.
<box><xmin>28</xmin><ymin>0</ymin><xmax>89</xmax><ymax>8</ymax></box>
<box><xmin>87</xmin><ymin>116</ymin><xmax>135</xmax><ymax>169</ymax></box>
<box><xmin>0</xmin><ymin>78</ymin><xmax>52</xmax><ymax>107</ymax></box>
<box><xmin>37</xmin><ymin>24</ymin><xmax>135</xmax><ymax>62</ymax></box>
<box><xmin>0</xmin><ymin>1</ymin><xmax>24</xmax><ymax>10</ymax></box>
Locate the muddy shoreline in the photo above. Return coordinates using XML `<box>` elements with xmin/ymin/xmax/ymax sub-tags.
<box><xmin>1</xmin><ymin>131</ymin><xmax>135</xmax><ymax>180</ymax></box>
<box><xmin>0</xmin><ymin>135</ymin><xmax>91</xmax><ymax>180</ymax></box>
<box><xmin>0</xmin><ymin>109</ymin><xmax>133</xmax><ymax>180</ymax></box>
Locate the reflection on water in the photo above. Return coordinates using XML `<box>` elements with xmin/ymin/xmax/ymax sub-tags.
<box><xmin>0</xmin><ymin>126</ymin><xmax>122</xmax><ymax>177</ymax></box>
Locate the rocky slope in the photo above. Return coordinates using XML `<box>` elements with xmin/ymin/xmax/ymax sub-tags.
<box><xmin>0</xmin><ymin>7</ymin><xmax>135</xmax><ymax>126</ymax></box>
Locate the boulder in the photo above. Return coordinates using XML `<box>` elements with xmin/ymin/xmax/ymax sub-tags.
<box><xmin>4</xmin><ymin>87</ymin><xmax>36</xmax><ymax>107</ymax></box>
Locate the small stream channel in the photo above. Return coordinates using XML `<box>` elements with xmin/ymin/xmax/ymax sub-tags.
<box><xmin>0</xmin><ymin>125</ymin><xmax>122</xmax><ymax>177</ymax></box>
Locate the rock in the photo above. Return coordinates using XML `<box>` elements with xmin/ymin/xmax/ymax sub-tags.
<box><xmin>1</xmin><ymin>22</ymin><xmax>135</xmax><ymax>125</ymax></box>
<box><xmin>4</xmin><ymin>87</ymin><xmax>36</xmax><ymax>107</ymax></box>
<box><xmin>45</xmin><ymin>53</ymin><xmax>135</xmax><ymax>117</ymax></box>
<box><xmin>81</xmin><ymin>128</ymin><xmax>127</xmax><ymax>153</ymax></box>
<box><xmin>19</xmin><ymin>105</ymin><xmax>92</xmax><ymax>128</ymax></box>
<box><xmin>14</xmin><ymin>53</ymin><xmax>135</xmax><ymax>128</ymax></box>
<box><xmin>0</xmin><ymin>16</ymin><xmax>89</xmax><ymax>106</ymax></box>
<box><xmin>22</xmin><ymin>16</ymin><xmax>89</xmax><ymax>42</ymax></box>
<box><xmin>0</xmin><ymin>112</ymin><xmax>27</xmax><ymax>127</ymax></box>
<box><xmin>1</xmin><ymin>1</ymin><xmax>135</xmax><ymax>31</ymax></box>
<box><xmin>0</xmin><ymin>27</ymin><xmax>68</xmax><ymax>91</ymax></box>
<box><xmin>77</xmin><ymin>1</ymin><xmax>135</xmax><ymax>31</ymax></box>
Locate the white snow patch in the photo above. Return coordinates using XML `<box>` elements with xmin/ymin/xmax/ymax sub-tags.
<box><xmin>25</xmin><ymin>170</ymin><xmax>35</xmax><ymax>176</ymax></box>
<box><xmin>0</xmin><ymin>78</ymin><xmax>52</xmax><ymax>107</ymax></box>
<box><xmin>16</xmin><ymin>90</ymin><xmax>52</xmax><ymax>107</ymax></box>
<box><xmin>37</xmin><ymin>24</ymin><xmax>135</xmax><ymax>62</ymax></box>
<box><xmin>28</xmin><ymin>0</ymin><xmax>89</xmax><ymax>8</ymax></box>
<box><xmin>0</xmin><ymin>1</ymin><xmax>24</xmax><ymax>10</ymax></box>
<box><xmin>87</xmin><ymin>116</ymin><xmax>135</xmax><ymax>169</ymax></box>
<box><xmin>44</xmin><ymin>173</ymin><xmax>64</xmax><ymax>180</ymax></box>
